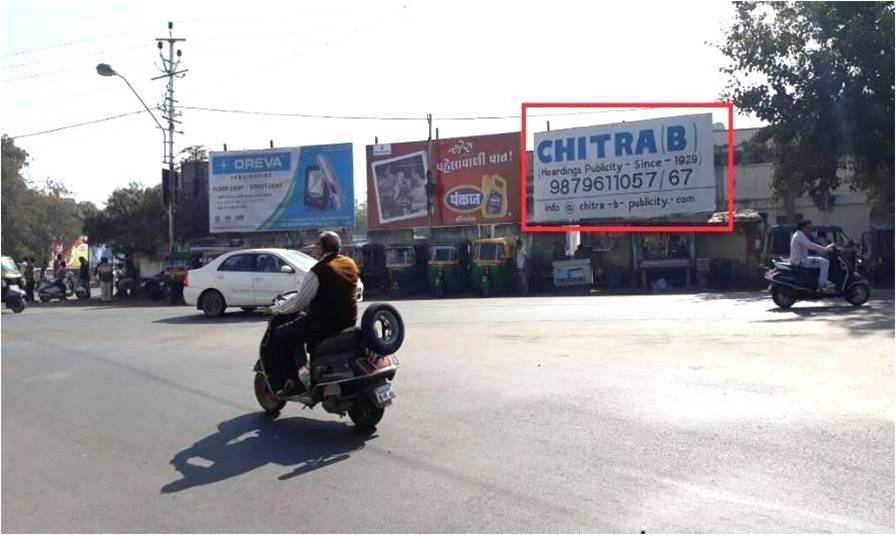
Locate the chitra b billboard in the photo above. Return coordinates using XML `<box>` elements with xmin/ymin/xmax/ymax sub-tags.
<box><xmin>209</xmin><ymin>144</ymin><xmax>353</xmax><ymax>232</ymax></box>
<box><xmin>532</xmin><ymin>113</ymin><xmax>716</xmax><ymax>224</ymax></box>
<box><xmin>366</xmin><ymin>132</ymin><xmax>520</xmax><ymax>229</ymax></box>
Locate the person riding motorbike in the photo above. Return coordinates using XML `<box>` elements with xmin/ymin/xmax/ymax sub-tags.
<box><xmin>53</xmin><ymin>256</ymin><xmax>68</xmax><ymax>293</ymax></box>
<box><xmin>790</xmin><ymin>220</ymin><xmax>836</xmax><ymax>292</ymax></box>
<box><xmin>262</xmin><ymin>231</ymin><xmax>360</xmax><ymax>398</ymax></box>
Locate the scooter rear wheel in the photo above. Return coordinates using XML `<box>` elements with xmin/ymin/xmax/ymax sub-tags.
<box><xmin>845</xmin><ymin>283</ymin><xmax>870</xmax><ymax>307</ymax></box>
<box><xmin>9</xmin><ymin>298</ymin><xmax>24</xmax><ymax>313</ymax></box>
<box><xmin>771</xmin><ymin>285</ymin><xmax>795</xmax><ymax>309</ymax></box>
<box><xmin>348</xmin><ymin>396</ymin><xmax>384</xmax><ymax>432</ymax></box>
<box><xmin>254</xmin><ymin>373</ymin><xmax>286</xmax><ymax>416</ymax></box>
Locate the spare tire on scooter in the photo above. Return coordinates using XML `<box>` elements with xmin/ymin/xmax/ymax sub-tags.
<box><xmin>361</xmin><ymin>303</ymin><xmax>404</xmax><ymax>355</ymax></box>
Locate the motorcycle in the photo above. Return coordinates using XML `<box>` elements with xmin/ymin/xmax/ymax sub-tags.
<box><xmin>252</xmin><ymin>298</ymin><xmax>403</xmax><ymax>432</ymax></box>
<box><xmin>37</xmin><ymin>272</ymin><xmax>74</xmax><ymax>302</ymax></box>
<box><xmin>764</xmin><ymin>245</ymin><xmax>871</xmax><ymax>309</ymax></box>
<box><xmin>1</xmin><ymin>256</ymin><xmax>26</xmax><ymax>313</ymax></box>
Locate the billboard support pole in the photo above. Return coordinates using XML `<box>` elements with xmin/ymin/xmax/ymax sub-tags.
<box><xmin>426</xmin><ymin>113</ymin><xmax>433</xmax><ymax>236</ymax></box>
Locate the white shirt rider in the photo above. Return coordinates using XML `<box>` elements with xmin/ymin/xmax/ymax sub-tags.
<box><xmin>790</xmin><ymin>222</ymin><xmax>835</xmax><ymax>290</ymax></box>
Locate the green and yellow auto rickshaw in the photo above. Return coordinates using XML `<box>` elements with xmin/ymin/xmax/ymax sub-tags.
<box><xmin>470</xmin><ymin>237</ymin><xmax>515</xmax><ymax>297</ymax></box>
<box><xmin>385</xmin><ymin>242</ymin><xmax>427</xmax><ymax>295</ymax></box>
<box><xmin>426</xmin><ymin>241</ymin><xmax>471</xmax><ymax>297</ymax></box>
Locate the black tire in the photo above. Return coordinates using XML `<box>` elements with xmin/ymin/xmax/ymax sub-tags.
<box><xmin>240</xmin><ymin>306</ymin><xmax>257</xmax><ymax>312</ymax></box>
<box><xmin>40</xmin><ymin>296</ymin><xmax>50</xmax><ymax>303</ymax></box>
<box><xmin>845</xmin><ymin>283</ymin><xmax>870</xmax><ymax>307</ymax></box>
<box><xmin>348</xmin><ymin>395</ymin><xmax>385</xmax><ymax>431</ymax></box>
<box><xmin>146</xmin><ymin>285</ymin><xmax>163</xmax><ymax>301</ymax></box>
<box><xmin>361</xmin><ymin>303</ymin><xmax>404</xmax><ymax>355</ymax></box>
<box><xmin>76</xmin><ymin>287</ymin><xmax>89</xmax><ymax>300</ymax></box>
<box><xmin>9</xmin><ymin>298</ymin><xmax>25</xmax><ymax>313</ymax></box>
<box><xmin>771</xmin><ymin>285</ymin><xmax>795</xmax><ymax>309</ymax></box>
<box><xmin>200</xmin><ymin>290</ymin><xmax>226</xmax><ymax>318</ymax></box>
<box><xmin>254</xmin><ymin>373</ymin><xmax>285</xmax><ymax>415</ymax></box>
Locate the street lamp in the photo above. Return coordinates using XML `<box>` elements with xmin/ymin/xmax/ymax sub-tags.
<box><xmin>95</xmin><ymin>63</ymin><xmax>174</xmax><ymax>253</ymax></box>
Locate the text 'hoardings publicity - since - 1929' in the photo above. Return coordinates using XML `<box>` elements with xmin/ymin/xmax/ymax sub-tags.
<box><xmin>532</xmin><ymin>113</ymin><xmax>716</xmax><ymax>223</ymax></box>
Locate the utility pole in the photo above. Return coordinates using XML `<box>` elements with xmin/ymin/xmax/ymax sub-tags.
<box><xmin>153</xmin><ymin>22</ymin><xmax>187</xmax><ymax>255</ymax></box>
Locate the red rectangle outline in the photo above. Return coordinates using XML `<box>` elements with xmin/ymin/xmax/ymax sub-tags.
<box><xmin>520</xmin><ymin>102</ymin><xmax>736</xmax><ymax>233</ymax></box>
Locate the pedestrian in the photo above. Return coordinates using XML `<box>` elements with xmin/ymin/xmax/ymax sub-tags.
<box><xmin>20</xmin><ymin>257</ymin><xmax>33</xmax><ymax>302</ymax></box>
<box><xmin>78</xmin><ymin>256</ymin><xmax>90</xmax><ymax>292</ymax></box>
<box><xmin>96</xmin><ymin>258</ymin><xmax>114</xmax><ymax>302</ymax></box>
<box><xmin>516</xmin><ymin>239</ymin><xmax>529</xmax><ymax>296</ymax></box>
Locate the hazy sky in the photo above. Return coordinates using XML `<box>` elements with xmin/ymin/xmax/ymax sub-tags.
<box><xmin>2</xmin><ymin>0</ymin><xmax>762</xmax><ymax>206</ymax></box>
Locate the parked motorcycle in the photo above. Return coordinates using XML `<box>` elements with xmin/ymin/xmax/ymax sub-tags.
<box><xmin>1</xmin><ymin>256</ymin><xmax>26</xmax><ymax>313</ymax></box>
<box><xmin>37</xmin><ymin>272</ymin><xmax>74</xmax><ymax>302</ymax></box>
<box><xmin>252</xmin><ymin>300</ymin><xmax>403</xmax><ymax>432</ymax></box>
<box><xmin>764</xmin><ymin>246</ymin><xmax>870</xmax><ymax>309</ymax></box>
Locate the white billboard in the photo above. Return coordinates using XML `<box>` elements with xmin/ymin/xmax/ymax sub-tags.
<box><xmin>532</xmin><ymin>113</ymin><xmax>715</xmax><ymax>223</ymax></box>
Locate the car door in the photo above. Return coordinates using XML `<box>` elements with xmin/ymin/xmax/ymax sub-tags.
<box><xmin>252</xmin><ymin>253</ymin><xmax>302</xmax><ymax>305</ymax></box>
<box><xmin>215</xmin><ymin>253</ymin><xmax>256</xmax><ymax>305</ymax></box>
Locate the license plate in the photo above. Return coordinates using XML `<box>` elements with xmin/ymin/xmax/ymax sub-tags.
<box><xmin>375</xmin><ymin>383</ymin><xmax>395</xmax><ymax>404</ymax></box>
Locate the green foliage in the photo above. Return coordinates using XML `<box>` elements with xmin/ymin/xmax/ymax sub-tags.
<box><xmin>83</xmin><ymin>183</ymin><xmax>167</xmax><ymax>254</ymax></box>
<box><xmin>718</xmin><ymin>2</ymin><xmax>894</xmax><ymax>210</ymax></box>
<box><xmin>1</xmin><ymin>136</ymin><xmax>83</xmax><ymax>262</ymax></box>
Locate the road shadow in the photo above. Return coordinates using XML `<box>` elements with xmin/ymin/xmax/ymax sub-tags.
<box><xmin>756</xmin><ymin>302</ymin><xmax>894</xmax><ymax>334</ymax></box>
<box><xmin>153</xmin><ymin>311</ymin><xmax>267</xmax><ymax>325</ymax></box>
<box><xmin>161</xmin><ymin>412</ymin><xmax>374</xmax><ymax>493</ymax></box>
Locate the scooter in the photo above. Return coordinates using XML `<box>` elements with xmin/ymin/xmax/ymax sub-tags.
<box><xmin>252</xmin><ymin>299</ymin><xmax>403</xmax><ymax>432</ymax></box>
<box><xmin>765</xmin><ymin>246</ymin><xmax>870</xmax><ymax>309</ymax></box>
<box><xmin>2</xmin><ymin>276</ymin><xmax>26</xmax><ymax>313</ymax></box>
<box><xmin>37</xmin><ymin>273</ymin><xmax>74</xmax><ymax>303</ymax></box>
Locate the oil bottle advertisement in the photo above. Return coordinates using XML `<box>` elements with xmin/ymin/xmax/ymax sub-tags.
<box><xmin>365</xmin><ymin>132</ymin><xmax>520</xmax><ymax>229</ymax></box>
<box><xmin>209</xmin><ymin>143</ymin><xmax>353</xmax><ymax>233</ymax></box>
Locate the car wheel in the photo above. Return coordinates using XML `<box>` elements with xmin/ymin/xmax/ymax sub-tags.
<box><xmin>200</xmin><ymin>290</ymin><xmax>226</xmax><ymax>318</ymax></box>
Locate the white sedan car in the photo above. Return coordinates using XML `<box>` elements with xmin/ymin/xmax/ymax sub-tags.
<box><xmin>184</xmin><ymin>248</ymin><xmax>363</xmax><ymax>317</ymax></box>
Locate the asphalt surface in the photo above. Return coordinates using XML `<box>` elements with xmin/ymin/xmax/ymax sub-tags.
<box><xmin>2</xmin><ymin>291</ymin><xmax>894</xmax><ymax>533</ymax></box>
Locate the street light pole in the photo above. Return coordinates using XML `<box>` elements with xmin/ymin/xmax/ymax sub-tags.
<box><xmin>96</xmin><ymin>62</ymin><xmax>172</xmax><ymax>251</ymax></box>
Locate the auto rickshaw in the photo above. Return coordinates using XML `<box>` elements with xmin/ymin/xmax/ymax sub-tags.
<box><xmin>426</xmin><ymin>241</ymin><xmax>471</xmax><ymax>297</ymax></box>
<box><xmin>470</xmin><ymin>237</ymin><xmax>516</xmax><ymax>297</ymax></box>
<box><xmin>385</xmin><ymin>241</ymin><xmax>427</xmax><ymax>295</ymax></box>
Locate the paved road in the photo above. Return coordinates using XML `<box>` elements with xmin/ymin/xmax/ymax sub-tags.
<box><xmin>2</xmin><ymin>292</ymin><xmax>893</xmax><ymax>532</ymax></box>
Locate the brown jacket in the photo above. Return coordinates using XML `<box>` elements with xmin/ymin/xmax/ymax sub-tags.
<box><xmin>309</xmin><ymin>253</ymin><xmax>359</xmax><ymax>341</ymax></box>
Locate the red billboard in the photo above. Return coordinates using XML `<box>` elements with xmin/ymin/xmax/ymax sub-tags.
<box><xmin>366</xmin><ymin>132</ymin><xmax>520</xmax><ymax>229</ymax></box>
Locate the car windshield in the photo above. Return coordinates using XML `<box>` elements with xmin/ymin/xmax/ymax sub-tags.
<box><xmin>282</xmin><ymin>250</ymin><xmax>317</xmax><ymax>272</ymax></box>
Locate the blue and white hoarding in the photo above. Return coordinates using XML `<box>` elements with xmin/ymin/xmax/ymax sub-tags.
<box><xmin>209</xmin><ymin>144</ymin><xmax>353</xmax><ymax>232</ymax></box>
<box><xmin>532</xmin><ymin>113</ymin><xmax>715</xmax><ymax>223</ymax></box>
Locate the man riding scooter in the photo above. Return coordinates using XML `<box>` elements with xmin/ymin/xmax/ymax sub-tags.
<box><xmin>261</xmin><ymin>231</ymin><xmax>360</xmax><ymax>398</ymax></box>
<box><xmin>790</xmin><ymin>220</ymin><xmax>836</xmax><ymax>292</ymax></box>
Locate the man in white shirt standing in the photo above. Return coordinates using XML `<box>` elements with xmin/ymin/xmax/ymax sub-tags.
<box><xmin>790</xmin><ymin>220</ymin><xmax>835</xmax><ymax>291</ymax></box>
<box><xmin>515</xmin><ymin>239</ymin><xmax>528</xmax><ymax>296</ymax></box>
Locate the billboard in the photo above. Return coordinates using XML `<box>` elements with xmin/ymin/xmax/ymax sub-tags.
<box><xmin>532</xmin><ymin>113</ymin><xmax>715</xmax><ymax>224</ymax></box>
<box><xmin>366</xmin><ymin>132</ymin><xmax>520</xmax><ymax>229</ymax></box>
<box><xmin>209</xmin><ymin>144</ymin><xmax>353</xmax><ymax>232</ymax></box>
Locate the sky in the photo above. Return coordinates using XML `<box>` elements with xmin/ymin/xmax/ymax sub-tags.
<box><xmin>2</xmin><ymin>0</ymin><xmax>764</xmax><ymax>207</ymax></box>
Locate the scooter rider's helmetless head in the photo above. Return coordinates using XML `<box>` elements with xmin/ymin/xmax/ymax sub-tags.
<box><xmin>317</xmin><ymin>231</ymin><xmax>341</xmax><ymax>258</ymax></box>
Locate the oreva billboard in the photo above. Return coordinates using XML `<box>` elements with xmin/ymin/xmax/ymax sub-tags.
<box><xmin>209</xmin><ymin>144</ymin><xmax>354</xmax><ymax>233</ymax></box>
<box><xmin>531</xmin><ymin>113</ymin><xmax>716</xmax><ymax>224</ymax></box>
<box><xmin>366</xmin><ymin>132</ymin><xmax>520</xmax><ymax>229</ymax></box>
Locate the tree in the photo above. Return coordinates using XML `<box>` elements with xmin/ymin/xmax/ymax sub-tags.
<box><xmin>718</xmin><ymin>2</ymin><xmax>895</xmax><ymax>211</ymax></box>
<box><xmin>355</xmin><ymin>200</ymin><xmax>368</xmax><ymax>233</ymax></box>
<box><xmin>1</xmin><ymin>136</ymin><xmax>83</xmax><ymax>261</ymax></box>
<box><xmin>83</xmin><ymin>183</ymin><xmax>167</xmax><ymax>254</ymax></box>
<box><xmin>175</xmin><ymin>144</ymin><xmax>209</xmax><ymax>242</ymax></box>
